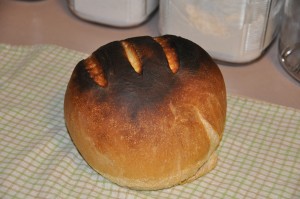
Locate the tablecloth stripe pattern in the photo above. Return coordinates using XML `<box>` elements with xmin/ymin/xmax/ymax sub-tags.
<box><xmin>0</xmin><ymin>44</ymin><xmax>299</xmax><ymax>199</ymax></box>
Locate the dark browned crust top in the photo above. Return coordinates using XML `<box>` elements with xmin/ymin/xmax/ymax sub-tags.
<box><xmin>70</xmin><ymin>35</ymin><xmax>218</xmax><ymax>119</ymax></box>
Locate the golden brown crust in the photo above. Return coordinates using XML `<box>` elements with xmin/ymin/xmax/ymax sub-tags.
<box><xmin>84</xmin><ymin>55</ymin><xmax>108</xmax><ymax>87</ymax></box>
<box><xmin>153</xmin><ymin>37</ymin><xmax>179</xmax><ymax>74</ymax></box>
<box><xmin>64</xmin><ymin>35</ymin><xmax>226</xmax><ymax>190</ymax></box>
<box><xmin>121</xmin><ymin>40</ymin><xmax>143</xmax><ymax>74</ymax></box>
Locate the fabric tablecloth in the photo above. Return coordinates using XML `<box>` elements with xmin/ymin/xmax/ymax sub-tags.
<box><xmin>1</xmin><ymin>44</ymin><xmax>299</xmax><ymax>199</ymax></box>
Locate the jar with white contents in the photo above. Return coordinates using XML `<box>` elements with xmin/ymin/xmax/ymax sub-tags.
<box><xmin>159</xmin><ymin>0</ymin><xmax>284</xmax><ymax>63</ymax></box>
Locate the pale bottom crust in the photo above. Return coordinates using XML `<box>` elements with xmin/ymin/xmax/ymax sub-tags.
<box><xmin>100</xmin><ymin>151</ymin><xmax>218</xmax><ymax>190</ymax></box>
<box><xmin>181</xmin><ymin>151</ymin><xmax>218</xmax><ymax>184</ymax></box>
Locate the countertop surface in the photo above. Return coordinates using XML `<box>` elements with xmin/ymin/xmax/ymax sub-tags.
<box><xmin>1</xmin><ymin>0</ymin><xmax>299</xmax><ymax>109</ymax></box>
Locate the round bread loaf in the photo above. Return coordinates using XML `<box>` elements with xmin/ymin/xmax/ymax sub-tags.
<box><xmin>64</xmin><ymin>35</ymin><xmax>226</xmax><ymax>190</ymax></box>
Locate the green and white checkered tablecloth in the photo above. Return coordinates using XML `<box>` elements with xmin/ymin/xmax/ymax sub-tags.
<box><xmin>1</xmin><ymin>44</ymin><xmax>299</xmax><ymax>198</ymax></box>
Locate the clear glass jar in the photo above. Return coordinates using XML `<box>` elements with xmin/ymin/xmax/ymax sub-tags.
<box><xmin>68</xmin><ymin>0</ymin><xmax>158</xmax><ymax>27</ymax></box>
<box><xmin>159</xmin><ymin>0</ymin><xmax>284</xmax><ymax>63</ymax></box>
<box><xmin>278</xmin><ymin>0</ymin><xmax>300</xmax><ymax>82</ymax></box>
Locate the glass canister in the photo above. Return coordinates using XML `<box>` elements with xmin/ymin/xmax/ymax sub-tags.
<box><xmin>159</xmin><ymin>0</ymin><xmax>284</xmax><ymax>63</ymax></box>
<box><xmin>68</xmin><ymin>0</ymin><xmax>158</xmax><ymax>27</ymax></box>
<box><xmin>278</xmin><ymin>0</ymin><xmax>300</xmax><ymax>82</ymax></box>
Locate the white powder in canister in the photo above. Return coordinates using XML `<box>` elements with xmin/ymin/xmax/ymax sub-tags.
<box><xmin>159</xmin><ymin>0</ymin><xmax>283</xmax><ymax>63</ymax></box>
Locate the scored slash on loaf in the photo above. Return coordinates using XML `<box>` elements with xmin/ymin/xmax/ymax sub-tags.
<box><xmin>64</xmin><ymin>35</ymin><xmax>227</xmax><ymax>190</ymax></box>
<box><xmin>84</xmin><ymin>55</ymin><xmax>107</xmax><ymax>87</ymax></box>
<box><xmin>121</xmin><ymin>40</ymin><xmax>143</xmax><ymax>74</ymax></box>
<box><xmin>84</xmin><ymin>36</ymin><xmax>181</xmax><ymax>88</ymax></box>
<box><xmin>153</xmin><ymin>37</ymin><xmax>179</xmax><ymax>74</ymax></box>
